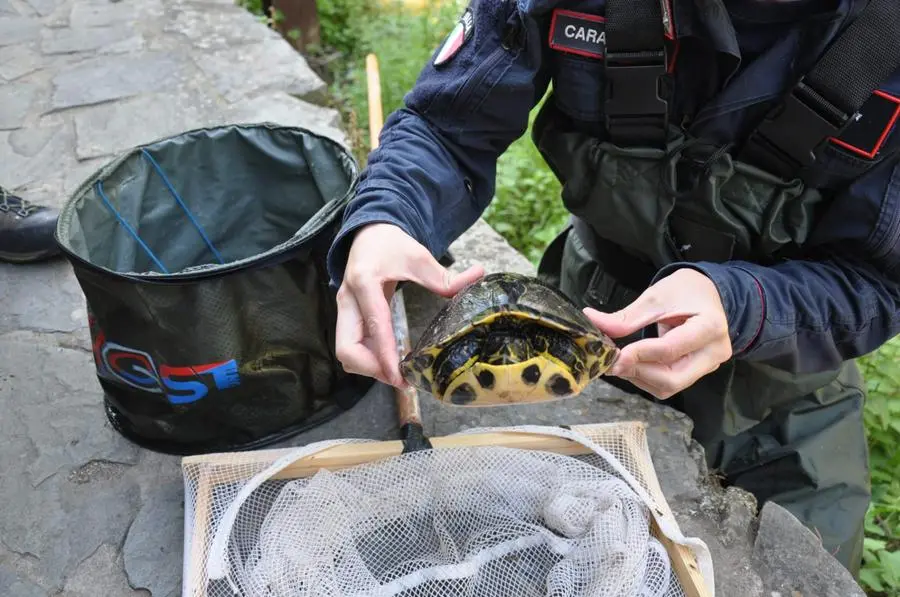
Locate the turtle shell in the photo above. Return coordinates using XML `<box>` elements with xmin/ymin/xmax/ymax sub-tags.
<box><xmin>400</xmin><ymin>272</ymin><xmax>619</xmax><ymax>406</ymax></box>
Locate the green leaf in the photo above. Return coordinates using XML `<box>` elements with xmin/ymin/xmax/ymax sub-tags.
<box><xmin>879</xmin><ymin>549</ymin><xmax>900</xmax><ymax>582</ymax></box>
<box><xmin>858</xmin><ymin>568</ymin><xmax>885</xmax><ymax>592</ymax></box>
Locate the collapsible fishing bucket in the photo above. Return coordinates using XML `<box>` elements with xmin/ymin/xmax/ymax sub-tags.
<box><xmin>55</xmin><ymin>123</ymin><xmax>374</xmax><ymax>455</ymax></box>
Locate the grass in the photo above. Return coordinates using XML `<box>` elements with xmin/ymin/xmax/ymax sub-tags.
<box><xmin>243</xmin><ymin>1</ymin><xmax>900</xmax><ymax>593</ymax></box>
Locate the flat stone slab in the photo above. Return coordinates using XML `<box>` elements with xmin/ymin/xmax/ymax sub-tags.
<box><xmin>0</xmin><ymin>43</ymin><xmax>44</xmax><ymax>81</ymax></box>
<box><xmin>0</xmin><ymin>16</ymin><xmax>41</xmax><ymax>46</ymax></box>
<box><xmin>191</xmin><ymin>38</ymin><xmax>327</xmax><ymax>103</ymax></box>
<box><xmin>69</xmin><ymin>0</ymin><xmax>164</xmax><ymax>28</ymax></box>
<box><xmin>50</xmin><ymin>52</ymin><xmax>190</xmax><ymax>111</ymax></box>
<box><xmin>226</xmin><ymin>91</ymin><xmax>347</xmax><ymax>144</ymax></box>
<box><xmin>164</xmin><ymin>4</ymin><xmax>279</xmax><ymax>50</ymax></box>
<box><xmin>753</xmin><ymin>501</ymin><xmax>867</xmax><ymax>597</ymax></box>
<box><xmin>72</xmin><ymin>86</ymin><xmax>223</xmax><ymax>160</ymax></box>
<box><xmin>41</xmin><ymin>25</ymin><xmax>141</xmax><ymax>55</ymax></box>
<box><xmin>0</xmin><ymin>80</ymin><xmax>39</xmax><ymax>129</ymax></box>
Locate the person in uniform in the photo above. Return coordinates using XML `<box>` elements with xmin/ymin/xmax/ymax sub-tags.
<box><xmin>0</xmin><ymin>185</ymin><xmax>60</xmax><ymax>263</ymax></box>
<box><xmin>326</xmin><ymin>0</ymin><xmax>900</xmax><ymax>576</ymax></box>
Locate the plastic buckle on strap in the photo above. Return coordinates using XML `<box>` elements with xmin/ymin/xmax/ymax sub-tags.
<box><xmin>604</xmin><ymin>50</ymin><xmax>669</xmax><ymax>145</ymax></box>
<box><xmin>742</xmin><ymin>81</ymin><xmax>853</xmax><ymax>179</ymax></box>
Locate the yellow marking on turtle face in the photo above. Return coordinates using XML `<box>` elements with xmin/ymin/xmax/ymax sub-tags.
<box><xmin>439</xmin><ymin>355</ymin><xmax>588</xmax><ymax>407</ymax></box>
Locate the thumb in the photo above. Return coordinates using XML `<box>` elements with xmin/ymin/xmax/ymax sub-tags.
<box><xmin>408</xmin><ymin>252</ymin><xmax>484</xmax><ymax>298</ymax></box>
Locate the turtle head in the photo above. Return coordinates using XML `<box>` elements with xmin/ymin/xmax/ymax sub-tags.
<box><xmin>580</xmin><ymin>335</ymin><xmax>620</xmax><ymax>380</ymax></box>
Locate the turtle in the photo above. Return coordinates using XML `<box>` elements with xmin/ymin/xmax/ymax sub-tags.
<box><xmin>399</xmin><ymin>272</ymin><xmax>620</xmax><ymax>406</ymax></box>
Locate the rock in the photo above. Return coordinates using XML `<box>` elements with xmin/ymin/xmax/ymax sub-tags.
<box><xmin>0</xmin><ymin>0</ymin><xmax>18</xmax><ymax>14</ymax></box>
<box><xmin>0</xmin><ymin>340</ymin><xmax>143</xmax><ymax>591</ymax></box>
<box><xmin>0</xmin><ymin>43</ymin><xmax>43</xmax><ymax>81</ymax></box>
<box><xmin>60</xmin><ymin>544</ymin><xmax>150</xmax><ymax>597</ymax></box>
<box><xmin>191</xmin><ymin>38</ymin><xmax>327</xmax><ymax>104</ymax></box>
<box><xmin>23</xmin><ymin>0</ymin><xmax>60</xmax><ymax>16</ymax></box>
<box><xmin>0</xmin><ymin>16</ymin><xmax>40</xmax><ymax>46</ymax></box>
<box><xmin>164</xmin><ymin>5</ymin><xmax>280</xmax><ymax>51</ymax></box>
<box><xmin>0</xmin><ymin>561</ymin><xmax>45</xmax><ymax>597</ymax></box>
<box><xmin>0</xmin><ymin>340</ymin><xmax>141</xmax><ymax>486</ymax></box>
<box><xmin>123</xmin><ymin>481</ymin><xmax>184</xmax><ymax>597</ymax></box>
<box><xmin>226</xmin><ymin>92</ymin><xmax>347</xmax><ymax>145</ymax></box>
<box><xmin>0</xmin><ymin>115</ymin><xmax>79</xmax><ymax>205</ymax></box>
<box><xmin>445</xmin><ymin>218</ymin><xmax>537</xmax><ymax>276</ymax></box>
<box><xmin>8</xmin><ymin>116</ymin><xmax>61</xmax><ymax>156</ymax></box>
<box><xmin>0</xmin><ymin>463</ymin><xmax>141</xmax><ymax>592</ymax></box>
<box><xmin>69</xmin><ymin>0</ymin><xmax>163</xmax><ymax>28</ymax></box>
<box><xmin>753</xmin><ymin>501</ymin><xmax>867</xmax><ymax>597</ymax></box>
<box><xmin>0</xmin><ymin>80</ymin><xmax>39</xmax><ymax>129</ymax></box>
<box><xmin>72</xmin><ymin>87</ymin><xmax>223</xmax><ymax>159</ymax></box>
<box><xmin>50</xmin><ymin>52</ymin><xmax>190</xmax><ymax>111</ymax></box>
<box><xmin>41</xmin><ymin>25</ymin><xmax>140</xmax><ymax>55</ymax></box>
<box><xmin>0</xmin><ymin>261</ymin><xmax>91</xmax><ymax>336</ymax></box>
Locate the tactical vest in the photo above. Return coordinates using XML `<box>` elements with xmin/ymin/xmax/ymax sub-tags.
<box><xmin>535</xmin><ymin>0</ymin><xmax>900</xmax><ymax>327</ymax></box>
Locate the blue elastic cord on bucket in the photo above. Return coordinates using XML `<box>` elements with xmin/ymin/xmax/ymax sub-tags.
<box><xmin>95</xmin><ymin>179</ymin><xmax>171</xmax><ymax>274</ymax></box>
<box><xmin>140</xmin><ymin>149</ymin><xmax>225</xmax><ymax>265</ymax></box>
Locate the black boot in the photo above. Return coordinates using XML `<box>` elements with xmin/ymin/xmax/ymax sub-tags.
<box><xmin>0</xmin><ymin>186</ymin><xmax>61</xmax><ymax>263</ymax></box>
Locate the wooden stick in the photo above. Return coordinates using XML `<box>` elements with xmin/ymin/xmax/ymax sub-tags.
<box><xmin>365</xmin><ymin>52</ymin><xmax>428</xmax><ymax>445</ymax></box>
<box><xmin>366</xmin><ymin>53</ymin><xmax>384</xmax><ymax>150</ymax></box>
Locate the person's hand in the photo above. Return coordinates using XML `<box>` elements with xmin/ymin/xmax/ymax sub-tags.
<box><xmin>584</xmin><ymin>268</ymin><xmax>733</xmax><ymax>399</ymax></box>
<box><xmin>335</xmin><ymin>223</ymin><xmax>484</xmax><ymax>387</ymax></box>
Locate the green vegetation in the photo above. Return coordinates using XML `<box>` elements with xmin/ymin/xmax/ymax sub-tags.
<box><xmin>243</xmin><ymin>0</ymin><xmax>899</xmax><ymax>593</ymax></box>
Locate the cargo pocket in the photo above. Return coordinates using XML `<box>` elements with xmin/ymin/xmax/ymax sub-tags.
<box><xmin>560</xmin><ymin>137</ymin><xmax>686</xmax><ymax>269</ymax></box>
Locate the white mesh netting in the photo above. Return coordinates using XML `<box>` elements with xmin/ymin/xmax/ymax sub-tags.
<box><xmin>181</xmin><ymin>423</ymin><xmax>714</xmax><ymax>597</ymax></box>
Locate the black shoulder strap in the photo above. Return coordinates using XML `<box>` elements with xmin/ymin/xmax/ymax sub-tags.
<box><xmin>603</xmin><ymin>0</ymin><xmax>673</xmax><ymax>147</ymax></box>
<box><xmin>739</xmin><ymin>0</ymin><xmax>900</xmax><ymax>179</ymax></box>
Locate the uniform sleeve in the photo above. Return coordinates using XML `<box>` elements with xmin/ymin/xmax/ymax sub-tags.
<box><xmin>654</xmin><ymin>153</ymin><xmax>900</xmax><ymax>374</ymax></box>
<box><xmin>326</xmin><ymin>0</ymin><xmax>554</xmax><ymax>288</ymax></box>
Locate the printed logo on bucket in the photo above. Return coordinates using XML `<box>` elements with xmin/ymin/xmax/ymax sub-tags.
<box><xmin>90</xmin><ymin>318</ymin><xmax>241</xmax><ymax>404</ymax></box>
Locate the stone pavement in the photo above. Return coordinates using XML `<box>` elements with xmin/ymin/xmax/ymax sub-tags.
<box><xmin>0</xmin><ymin>0</ymin><xmax>867</xmax><ymax>595</ymax></box>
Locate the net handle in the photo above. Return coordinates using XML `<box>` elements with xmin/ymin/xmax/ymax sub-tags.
<box><xmin>366</xmin><ymin>51</ymin><xmax>432</xmax><ymax>453</ymax></box>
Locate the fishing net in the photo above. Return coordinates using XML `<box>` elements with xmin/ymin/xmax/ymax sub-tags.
<box><xmin>181</xmin><ymin>423</ymin><xmax>715</xmax><ymax>597</ymax></box>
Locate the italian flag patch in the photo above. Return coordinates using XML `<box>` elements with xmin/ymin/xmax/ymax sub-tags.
<box><xmin>434</xmin><ymin>8</ymin><xmax>475</xmax><ymax>67</ymax></box>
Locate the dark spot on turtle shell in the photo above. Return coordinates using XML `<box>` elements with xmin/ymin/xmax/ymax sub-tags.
<box><xmin>590</xmin><ymin>361</ymin><xmax>601</xmax><ymax>378</ymax></box>
<box><xmin>476</xmin><ymin>369</ymin><xmax>495</xmax><ymax>389</ymax></box>
<box><xmin>522</xmin><ymin>364</ymin><xmax>541</xmax><ymax>385</ymax></box>
<box><xmin>546</xmin><ymin>374</ymin><xmax>572</xmax><ymax>396</ymax></box>
<box><xmin>414</xmin><ymin>354</ymin><xmax>435</xmax><ymax>370</ymax></box>
<box><xmin>449</xmin><ymin>383</ymin><xmax>478</xmax><ymax>405</ymax></box>
<box><xmin>497</xmin><ymin>278</ymin><xmax>526</xmax><ymax>303</ymax></box>
<box><xmin>586</xmin><ymin>340</ymin><xmax>608</xmax><ymax>355</ymax></box>
<box><xmin>571</xmin><ymin>358</ymin><xmax>585</xmax><ymax>380</ymax></box>
<box><xmin>603</xmin><ymin>349</ymin><xmax>617</xmax><ymax>367</ymax></box>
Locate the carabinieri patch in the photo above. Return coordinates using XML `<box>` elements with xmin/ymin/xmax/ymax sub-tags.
<box><xmin>434</xmin><ymin>7</ymin><xmax>475</xmax><ymax>67</ymax></box>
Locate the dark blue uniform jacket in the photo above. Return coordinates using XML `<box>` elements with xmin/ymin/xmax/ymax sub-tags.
<box><xmin>327</xmin><ymin>0</ymin><xmax>900</xmax><ymax>375</ymax></box>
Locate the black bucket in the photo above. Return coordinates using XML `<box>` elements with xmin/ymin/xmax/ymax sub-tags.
<box><xmin>55</xmin><ymin>123</ymin><xmax>374</xmax><ymax>455</ymax></box>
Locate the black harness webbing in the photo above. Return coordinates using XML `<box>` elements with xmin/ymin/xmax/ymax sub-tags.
<box><xmin>604</xmin><ymin>0</ymin><xmax>671</xmax><ymax>146</ymax></box>
<box><xmin>738</xmin><ymin>0</ymin><xmax>900</xmax><ymax>178</ymax></box>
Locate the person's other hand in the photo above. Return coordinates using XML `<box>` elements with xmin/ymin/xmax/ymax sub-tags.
<box><xmin>336</xmin><ymin>223</ymin><xmax>484</xmax><ymax>387</ymax></box>
<box><xmin>584</xmin><ymin>268</ymin><xmax>733</xmax><ymax>399</ymax></box>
